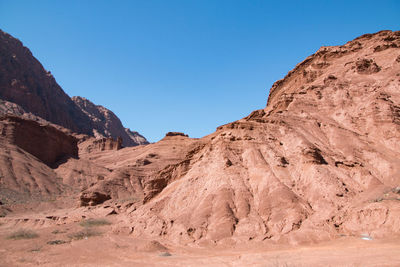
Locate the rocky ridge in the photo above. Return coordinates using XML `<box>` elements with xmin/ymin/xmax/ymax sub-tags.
<box><xmin>0</xmin><ymin>29</ymin><xmax>148</xmax><ymax>146</ymax></box>
<box><xmin>72</xmin><ymin>96</ymin><xmax>148</xmax><ymax>147</ymax></box>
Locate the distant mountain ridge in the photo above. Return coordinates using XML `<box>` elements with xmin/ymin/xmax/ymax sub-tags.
<box><xmin>72</xmin><ymin>96</ymin><xmax>148</xmax><ymax>147</ymax></box>
<box><xmin>0</xmin><ymin>29</ymin><xmax>148</xmax><ymax>146</ymax></box>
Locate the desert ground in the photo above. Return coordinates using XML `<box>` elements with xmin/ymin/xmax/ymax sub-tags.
<box><xmin>1</xmin><ymin>205</ymin><xmax>400</xmax><ymax>266</ymax></box>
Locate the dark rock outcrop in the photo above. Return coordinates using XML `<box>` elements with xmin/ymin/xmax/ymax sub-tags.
<box><xmin>72</xmin><ymin>96</ymin><xmax>148</xmax><ymax>147</ymax></box>
<box><xmin>165</xmin><ymin>132</ymin><xmax>189</xmax><ymax>137</ymax></box>
<box><xmin>79</xmin><ymin>191</ymin><xmax>111</xmax><ymax>206</ymax></box>
<box><xmin>0</xmin><ymin>29</ymin><xmax>94</xmax><ymax>135</ymax></box>
<box><xmin>0</xmin><ymin>115</ymin><xmax>78</xmax><ymax>167</ymax></box>
<box><xmin>0</xmin><ymin>29</ymin><xmax>148</xmax><ymax>146</ymax></box>
<box><xmin>80</xmin><ymin>137</ymin><xmax>123</xmax><ymax>153</ymax></box>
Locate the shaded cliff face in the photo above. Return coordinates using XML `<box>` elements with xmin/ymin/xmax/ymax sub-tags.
<box><xmin>0</xmin><ymin>115</ymin><xmax>78</xmax><ymax>167</ymax></box>
<box><xmin>0</xmin><ymin>30</ymin><xmax>93</xmax><ymax>135</ymax></box>
<box><xmin>75</xmin><ymin>30</ymin><xmax>400</xmax><ymax>245</ymax></box>
<box><xmin>72</xmin><ymin>96</ymin><xmax>148</xmax><ymax>147</ymax></box>
<box><xmin>0</xmin><ymin>115</ymin><xmax>78</xmax><ymax>203</ymax></box>
<box><xmin>0</xmin><ymin>29</ymin><xmax>148</xmax><ymax>146</ymax></box>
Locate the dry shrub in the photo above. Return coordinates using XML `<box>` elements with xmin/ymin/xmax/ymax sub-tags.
<box><xmin>80</xmin><ymin>218</ymin><xmax>111</xmax><ymax>228</ymax></box>
<box><xmin>68</xmin><ymin>228</ymin><xmax>101</xmax><ymax>240</ymax></box>
<box><xmin>7</xmin><ymin>229</ymin><xmax>39</xmax><ymax>240</ymax></box>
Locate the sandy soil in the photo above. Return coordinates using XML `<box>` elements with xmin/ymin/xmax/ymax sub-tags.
<box><xmin>1</xmin><ymin>210</ymin><xmax>399</xmax><ymax>267</ymax></box>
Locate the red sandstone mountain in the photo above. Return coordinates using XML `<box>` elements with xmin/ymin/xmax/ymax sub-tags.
<box><xmin>0</xmin><ymin>29</ymin><xmax>148</xmax><ymax>146</ymax></box>
<box><xmin>72</xmin><ymin>96</ymin><xmax>148</xmax><ymax>147</ymax></box>
<box><xmin>76</xmin><ymin>30</ymin><xmax>400</xmax><ymax>244</ymax></box>
<box><xmin>0</xmin><ymin>30</ymin><xmax>400</xmax><ymax>265</ymax></box>
<box><xmin>0</xmin><ymin>30</ymin><xmax>92</xmax><ymax>134</ymax></box>
<box><xmin>0</xmin><ymin>115</ymin><xmax>76</xmax><ymax>203</ymax></box>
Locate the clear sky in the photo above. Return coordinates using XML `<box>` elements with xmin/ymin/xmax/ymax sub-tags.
<box><xmin>0</xmin><ymin>1</ymin><xmax>399</xmax><ymax>142</ymax></box>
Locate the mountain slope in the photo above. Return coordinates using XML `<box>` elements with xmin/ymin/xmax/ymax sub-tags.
<box><xmin>0</xmin><ymin>115</ymin><xmax>77</xmax><ymax>204</ymax></box>
<box><xmin>104</xmin><ymin>30</ymin><xmax>400</xmax><ymax>245</ymax></box>
<box><xmin>72</xmin><ymin>96</ymin><xmax>148</xmax><ymax>147</ymax></box>
<box><xmin>0</xmin><ymin>30</ymin><xmax>93</xmax><ymax>135</ymax></box>
<box><xmin>0</xmin><ymin>29</ymin><xmax>148</xmax><ymax>146</ymax></box>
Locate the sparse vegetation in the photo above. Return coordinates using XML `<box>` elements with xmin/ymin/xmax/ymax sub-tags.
<box><xmin>372</xmin><ymin>197</ymin><xmax>384</xmax><ymax>203</ymax></box>
<box><xmin>47</xmin><ymin>239</ymin><xmax>68</xmax><ymax>245</ymax></box>
<box><xmin>51</xmin><ymin>229</ymin><xmax>67</xmax><ymax>234</ymax></box>
<box><xmin>369</xmin><ymin>187</ymin><xmax>400</xmax><ymax>203</ymax></box>
<box><xmin>7</xmin><ymin>229</ymin><xmax>39</xmax><ymax>240</ymax></box>
<box><xmin>159</xmin><ymin>252</ymin><xmax>172</xmax><ymax>257</ymax></box>
<box><xmin>80</xmin><ymin>218</ymin><xmax>111</xmax><ymax>227</ymax></box>
<box><xmin>392</xmin><ymin>187</ymin><xmax>400</xmax><ymax>194</ymax></box>
<box><xmin>29</xmin><ymin>246</ymin><xmax>42</xmax><ymax>252</ymax></box>
<box><xmin>68</xmin><ymin>228</ymin><xmax>101</xmax><ymax>240</ymax></box>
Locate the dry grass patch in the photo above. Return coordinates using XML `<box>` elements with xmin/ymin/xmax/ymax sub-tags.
<box><xmin>51</xmin><ymin>229</ymin><xmax>67</xmax><ymax>234</ymax></box>
<box><xmin>68</xmin><ymin>228</ymin><xmax>101</xmax><ymax>240</ymax></box>
<box><xmin>80</xmin><ymin>218</ymin><xmax>111</xmax><ymax>227</ymax></box>
<box><xmin>47</xmin><ymin>239</ymin><xmax>68</xmax><ymax>245</ymax></box>
<box><xmin>159</xmin><ymin>252</ymin><xmax>172</xmax><ymax>257</ymax></box>
<box><xmin>7</xmin><ymin>229</ymin><xmax>39</xmax><ymax>240</ymax></box>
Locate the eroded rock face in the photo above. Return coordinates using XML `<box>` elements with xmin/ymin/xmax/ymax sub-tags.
<box><xmin>0</xmin><ymin>140</ymin><xmax>63</xmax><ymax>204</ymax></box>
<box><xmin>355</xmin><ymin>58</ymin><xmax>381</xmax><ymax>74</ymax></box>
<box><xmin>0</xmin><ymin>30</ymin><xmax>94</xmax><ymax>135</ymax></box>
<box><xmin>165</xmin><ymin>132</ymin><xmax>189</xmax><ymax>137</ymax></box>
<box><xmin>0</xmin><ymin>30</ymin><xmax>148</xmax><ymax>146</ymax></box>
<box><xmin>72</xmin><ymin>96</ymin><xmax>148</xmax><ymax>147</ymax></box>
<box><xmin>110</xmin><ymin>30</ymin><xmax>400</xmax><ymax>245</ymax></box>
<box><xmin>76</xmin><ymin>135</ymin><xmax>200</xmax><ymax>208</ymax></box>
<box><xmin>79</xmin><ymin>137</ymin><xmax>122</xmax><ymax>153</ymax></box>
<box><xmin>0</xmin><ymin>115</ymin><xmax>78</xmax><ymax>167</ymax></box>
<box><xmin>80</xmin><ymin>191</ymin><xmax>111</xmax><ymax>206</ymax></box>
<box><xmin>0</xmin><ymin>116</ymin><xmax>74</xmax><ymax>203</ymax></box>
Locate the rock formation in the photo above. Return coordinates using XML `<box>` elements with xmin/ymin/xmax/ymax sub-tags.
<box><xmin>76</xmin><ymin>30</ymin><xmax>400</xmax><ymax>245</ymax></box>
<box><xmin>0</xmin><ymin>115</ymin><xmax>78</xmax><ymax>167</ymax></box>
<box><xmin>79</xmin><ymin>137</ymin><xmax>123</xmax><ymax>153</ymax></box>
<box><xmin>0</xmin><ymin>138</ymin><xmax>63</xmax><ymax>204</ymax></box>
<box><xmin>0</xmin><ymin>29</ymin><xmax>148</xmax><ymax>146</ymax></box>
<box><xmin>0</xmin><ymin>115</ymin><xmax>76</xmax><ymax>203</ymax></box>
<box><xmin>0</xmin><ymin>30</ymin><xmax>93</xmax><ymax>135</ymax></box>
<box><xmin>77</xmin><ymin>133</ymin><xmax>199</xmax><ymax>206</ymax></box>
<box><xmin>165</xmin><ymin>132</ymin><xmax>189</xmax><ymax>137</ymax></box>
<box><xmin>72</xmin><ymin>96</ymin><xmax>148</xmax><ymax>147</ymax></box>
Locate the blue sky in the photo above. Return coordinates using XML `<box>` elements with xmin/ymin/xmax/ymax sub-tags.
<box><xmin>0</xmin><ymin>1</ymin><xmax>399</xmax><ymax>142</ymax></box>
